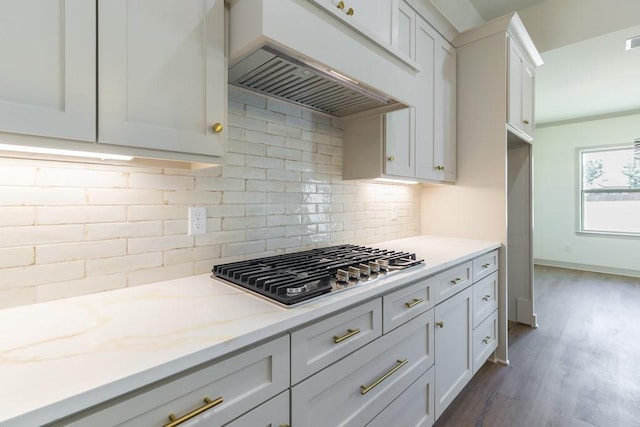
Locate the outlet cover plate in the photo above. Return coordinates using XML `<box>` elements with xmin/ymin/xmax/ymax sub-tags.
<box><xmin>188</xmin><ymin>207</ymin><xmax>206</xmax><ymax>235</ymax></box>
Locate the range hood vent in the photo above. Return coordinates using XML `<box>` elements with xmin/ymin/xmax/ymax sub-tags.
<box><xmin>229</xmin><ymin>47</ymin><xmax>398</xmax><ymax>117</ymax></box>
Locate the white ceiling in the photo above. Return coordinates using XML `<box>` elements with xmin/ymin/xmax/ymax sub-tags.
<box><xmin>438</xmin><ymin>0</ymin><xmax>640</xmax><ymax>124</ymax></box>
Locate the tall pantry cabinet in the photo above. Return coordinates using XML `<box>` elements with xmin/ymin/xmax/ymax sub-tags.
<box><xmin>421</xmin><ymin>13</ymin><xmax>543</xmax><ymax>364</ymax></box>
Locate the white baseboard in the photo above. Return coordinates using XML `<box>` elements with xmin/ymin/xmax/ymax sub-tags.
<box><xmin>534</xmin><ymin>259</ymin><xmax>640</xmax><ymax>278</ymax></box>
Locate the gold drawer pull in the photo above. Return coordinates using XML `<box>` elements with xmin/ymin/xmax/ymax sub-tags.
<box><xmin>346</xmin><ymin>7</ymin><xmax>354</xmax><ymax>15</ymax></box>
<box><xmin>405</xmin><ymin>297</ymin><xmax>424</xmax><ymax>308</ymax></box>
<box><xmin>337</xmin><ymin>0</ymin><xmax>345</xmax><ymax>10</ymax></box>
<box><xmin>482</xmin><ymin>336</ymin><xmax>494</xmax><ymax>345</ymax></box>
<box><xmin>436</xmin><ymin>321</ymin><xmax>444</xmax><ymax>328</ymax></box>
<box><xmin>482</xmin><ymin>294</ymin><xmax>492</xmax><ymax>302</ymax></box>
<box><xmin>522</xmin><ymin>119</ymin><xmax>530</xmax><ymax>125</ymax></box>
<box><xmin>482</xmin><ymin>263</ymin><xmax>491</xmax><ymax>269</ymax></box>
<box><xmin>165</xmin><ymin>397</ymin><xmax>223</xmax><ymax>427</ymax></box>
<box><xmin>450</xmin><ymin>277</ymin><xmax>463</xmax><ymax>285</ymax></box>
<box><xmin>333</xmin><ymin>328</ymin><xmax>361</xmax><ymax>344</ymax></box>
<box><xmin>360</xmin><ymin>359</ymin><xmax>408</xmax><ymax>395</ymax></box>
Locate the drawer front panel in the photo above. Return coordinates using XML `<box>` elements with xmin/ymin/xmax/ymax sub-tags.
<box><xmin>291</xmin><ymin>298</ymin><xmax>382</xmax><ymax>384</ymax></box>
<box><xmin>292</xmin><ymin>309</ymin><xmax>434</xmax><ymax>427</ymax></box>
<box><xmin>472</xmin><ymin>250</ymin><xmax>498</xmax><ymax>281</ymax></box>
<box><xmin>472</xmin><ymin>272</ymin><xmax>498</xmax><ymax>328</ymax></box>
<box><xmin>472</xmin><ymin>310</ymin><xmax>498</xmax><ymax>375</ymax></box>
<box><xmin>223</xmin><ymin>390</ymin><xmax>289</xmax><ymax>427</ymax></box>
<box><xmin>366</xmin><ymin>365</ymin><xmax>435</xmax><ymax>427</ymax></box>
<box><xmin>433</xmin><ymin>261</ymin><xmax>472</xmax><ymax>305</ymax></box>
<box><xmin>60</xmin><ymin>335</ymin><xmax>290</xmax><ymax>427</ymax></box>
<box><xmin>383</xmin><ymin>277</ymin><xmax>434</xmax><ymax>333</ymax></box>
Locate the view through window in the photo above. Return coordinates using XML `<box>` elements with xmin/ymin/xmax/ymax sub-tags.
<box><xmin>580</xmin><ymin>142</ymin><xmax>640</xmax><ymax>235</ymax></box>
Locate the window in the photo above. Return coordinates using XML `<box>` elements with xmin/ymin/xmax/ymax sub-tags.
<box><xmin>579</xmin><ymin>141</ymin><xmax>640</xmax><ymax>235</ymax></box>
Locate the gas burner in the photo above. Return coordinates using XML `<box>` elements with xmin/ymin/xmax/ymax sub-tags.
<box><xmin>212</xmin><ymin>244</ymin><xmax>424</xmax><ymax>307</ymax></box>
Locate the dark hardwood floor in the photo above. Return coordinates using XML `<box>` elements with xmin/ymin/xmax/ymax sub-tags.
<box><xmin>434</xmin><ymin>266</ymin><xmax>640</xmax><ymax>427</ymax></box>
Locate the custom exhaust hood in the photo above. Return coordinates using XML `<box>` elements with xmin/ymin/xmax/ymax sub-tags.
<box><xmin>227</xmin><ymin>0</ymin><xmax>412</xmax><ymax>117</ymax></box>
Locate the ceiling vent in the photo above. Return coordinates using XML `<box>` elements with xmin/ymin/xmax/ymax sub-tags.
<box><xmin>625</xmin><ymin>35</ymin><xmax>640</xmax><ymax>50</ymax></box>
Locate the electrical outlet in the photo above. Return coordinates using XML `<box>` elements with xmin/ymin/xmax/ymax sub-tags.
<box><xmin>188</xmin><ymin>207</ymin><xmax>206</xmax><ymax>235</ymax></box>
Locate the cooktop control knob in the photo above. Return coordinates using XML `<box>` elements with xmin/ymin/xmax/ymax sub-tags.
<box><xmin>336</xmin><ymin>269</ymin><xmax>350</xmax><ymax>283</ymax></box>
<box><xmin>369</xmin><ymin>261</ymin><xmax>380</xmax><ymax>273</ymax></box>
<box><xmin>359</xmin><ymin>263</ymin><xmax>371</xmax><ymax>276</ymax></box>
<box><xmin>348</xmin><ymin>266</ymin><xmax>361</xmax><ymax>279</ymax></box>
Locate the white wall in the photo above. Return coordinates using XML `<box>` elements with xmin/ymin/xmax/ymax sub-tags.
<box><xmin>533</xmin><ymin>113</ymin><xmax>640</xmax><ymax>276</ymax></box>
<box><xmin>429</xmin><ymin>0</ymin><xmax>484</xmax><ymax>32</ymax></box>
<box><xmin>0</xmin><ymin>87</ymin><xmax>422</xmax><ymax>309</ymax></box>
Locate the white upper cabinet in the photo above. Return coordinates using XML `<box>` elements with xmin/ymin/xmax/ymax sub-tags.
<box><xmin>385</xmin><ymin>107</ymin><xmax>415</xmax><ymax>177</ymax></box>
<box><xmin>0</xmin><ymin>0</ymin><xmax>96</xmax><ymax>142</ymax></box>
<box><xmin>433</xmin><ymin>36</ymin><xmax>457</xmax><ymax>182</ymax></box>
<box><xmin>508</xmin><ymin>38</ymin><xmax>535</xmax><ymax>140</ymax></box>
<box><xmin>311</xmin><ymin>0</ymin><xmax>393</xmax><ymax>46</ymax></box>
<box><xmin>98</xmin><ymin>0</ymin><xmax>226</xmax><ymax>157</ymax></box>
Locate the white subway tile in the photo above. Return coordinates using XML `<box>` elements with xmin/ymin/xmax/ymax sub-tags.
<box><xmin>267</xmin><ymin>192</ymin><xmax>301</xmax><ymax>204</ymax></box>
<box><xmin>302</xmin><ymin>109</ymin><xmax>332</xmax><ymax>125</ymax></box>
<box><xmin>266</xmin><ymin>236</ymin><xmax>301</xmax><ymax>251</ymax></box>
<box><xmin>37</xmin><ymin>168</ymin><xmax>127</xmax><ymax>188</ymax></box>
<box><xmin>245</xmin><ymin>204</ymin><xmax>285</xmax><ymax>216</ymax></box>
<box><xmin>302</xmin><ymin>233</ymin><xmax>331</xmax><ymax>245</ymax></box>
<box><xmin>127</xmin><ymin>205</ymin><xmax>185</xmax><ymax>221</ymax></box>
<box><xmin>267</xmin><ymin>146</ymin><xmax>302</xmax><ymax>161</ymax></box>
<box><xmin>229</xmin><ymin>86</ymin><xmax>267</xmax><ymax>108</ymax></box>
<box><xmin>246</xmin><ymin>226</ymin><xmax>285</xmax><ymax>240</ymax></box>
<box><xmin>37</xmin><ymin>206</ymin><xmax>126</xmax><ymax>225</ymax></box>
<box><xmin>0</xmin><ymin>287</ymin><xmax>35</xmax><ymax>308</ymax></box>
<box><xmin>317</xmin><ymin>144</ymin><xmax>342</xmax><ymax>157</ymax></box>
<box><xmin>208</xmin><ymin>205</ymin><xmax>245</xmax><ymax>218</ymax></box>
<box><xmin>128</xmin><ymin>173</ymin><xmax>194</xmax><ymax>191</ymax></box>
<box><xmin>164</xmin><ymin>245</ymin><xmax>220</xmax><ymax>265</ymax></box>
<box><xmin>286</xmin><ymin>224</ymin><xmax>317</xmax><ymax>236</ymax></box>
<box><xmin>285</xmin><ymin>160</ymin><xmax>315</xmax><ymax>173</ymax></box>
<box><xmin>226</xmin><ymin>139</ymin><xmax>267</xmax><ymax>156</ymax></box>
<box><xmin>163</xmin><ymin>219</ymin><xmax>188</xmax><ymax>235</ymax></box>
<box><xmin>0</xmin><ymin>261</ymin><xmax>84</xmax><ymax>289</ymax></box>
<box><xmin>246</xmin><ymin>105</ymin><xmax>285</xmax><ymax>123</ymax></box>
<box><xmin>223</xmin><ymin>152</ymin><xmax>246</xmax><ymax>167</ymax></box>
<box><xmin>302</xmin><ymin>130</ymin><xmax>330</xmax><ymax>144</ymax></box>
<box><xmin>127</xmin><ymin>263</ymin><xmax>194</xmax><ymax>287</ymax></box>
<box><xmin>286</xmin><ymin>204</ymin><xmax>316</xmax><ymax>214</ymax></box>
<box><xmin>267</xmin><ymin>122</ymin><xmax>302</xmax><ymax>138</ymax></box>
<box><xmin>302</xmin><ymin>193</ymin><xmax>331</xmax><ymax>204</ymax></box>
<box><xmin>302</xmin><ymin>152</ymin><xmax>330</xmax><ymax>165</ymax></box>
<box><xmin>222</xmin><ymin>216</ymin><xmax>266</xmax><ymax>230</ymax></box>
<box><xmin>285</xmin><ymin>137</ymin><xmax>315</xmax><ymax>152</ymax></box>
<box><xmin>164</xmin><ymin>190</ymin><xmax>221</xmax><ymax>205</ymax></box>
<box><xmin>37</xmin><ymin>240</ymin><xmax>126</xmax><ymax>264</ymax></box>
<box><xmin>222</xmin><ymin>240</ymin><xmax>266</xmax><ymax>257</ymax></box>
<box><xmin>227</xmin><ymin>126</ymin><xmax>245</xmax><ymax>141</ymax></box>
<box><xmin>222</xmin><ymin>191</ymin><xmax>266</xmax><ymax>204</ymax></box>
<box><xmin>267</xmin><ymin>169</ymin><xmax>301</xmax><ymax>182</ymax></box>
<box><xmin>86</xmin><ymin>221</ymin><xmax>163</xmax><ymax>241</ymax></box>
<box><xmin>301</xmin><ymin>172</ymin><xmax>331</xmax><ymax>183</ymax></box>
<box><xmin>196</xmin><ymin>176</ymin><xmax>245</xmax><ymax>191</ymax></box>
<box><xmin>0</xmin><ymin>207</ymin><xmax>35</xmax><ymax>226</ymax></box>
<box><xmin>0</xmin><ymin>164</ymin><xmax>37</xmax><ymax>185</ymax></box>
<box><xmin>316</xmin><ymin>122</ymin><xmax>342</xmax><ymax>137</ymax></box>
<box><xmin>246</xmin><ymin>155</ymin><xmax>284</xmax><ymax>170</ymax></box>
<box><xmin>285</xmin><ymin>115</ymin><xmax>314</xmax><ymax>131</ymax></box>
<box><xmin>223</xmin><ymin>165</ymin><xmax>266</xmax><ymax>180</ymax></box>
<box><xmin>267</xmin><ymin>98</ymin><xmax>302</xmax><ymax>117</ymax></box>
<box><xmin>267</xmin><ymin>214</ymin><xmax>302</xmax><ymax>227</ymax></box>
<box><xmin>286</xmin><ymin>182</ymin><xmax>316</xmax><ymax>193</ymax></box>
<box><xmin>1</xmin><ymin>187</ymin><xmax>86</xmax><ymax>206</ymax></box>
<box><xmin>128</xmin><ymin>235</ymin><xmax>194</xmax><ymax>254</ymax></box>
<box><xmin>196</xmin><ymin>230</ymin><xmax>246</xmax><ymax>245</ymax></box>
<box><xmin>88</xmin><ymin>188</ymin><xmax>164</xmax><ymax>205</ymax></box>
<box><xmin>0</xmin><ymin>247</ymin><xmax>34</xmax><ymax>268</ymax></box>
<box><xmin>317</xmin><ymin>164</ymin><xmax>342</xmax><ymax>175</ymax></box>
<box><xmin>246</xmin><ymin>180</ymin><xmax>284</xmax><ymax>192</ymax></box>
<box><xmin>87</xmin><ymin>253</ymin><xmax>162</xmax><ymax>276</ymax></box>
<box><xmin>302</xmin><ymin>213</ymin><xmax>331</xmax><ymax>224</ymax></box>
<box><xmin>0</xmin><ymin>225</ymin><xmax>85</xmax><ymax>249</ymax></box>
<box><xmin>245</xmin><ymin>130</ymin><xmax>285</xmax><ymax>147</ymax></box>
<box><xmin>228</xmin><ymin>114</ymin><xmax>267</xmax><ymax>132</ymax></box>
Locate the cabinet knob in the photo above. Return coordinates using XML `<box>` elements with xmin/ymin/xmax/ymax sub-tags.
<box><xmin>212</xmin><ymin>122</ymin><xmax>224</xmax><ymax>133</ymax></box>
<box><xmin>336</xmin><ymin>0</ymin><xmax>345</xmax><ymax>10</ymax></box>
<box><xmin>522</xmin><ymin>119</ymin><xmax>529</xmax><ymax>125</ymax></box>
<box><xmin>387</xmin><ymin>155</ymin><xmax>395</xmax><ymax>161</ymax></box>
<box><xmin>346</xmin><ymin>7</ymin><xmax>354</xmax><ymax>15</ymax></box>
<box><xmin>436</xmin><ymin>321</ymin><xmax>444</xmax><ymax>328</ymax></box>
<box><xmin>435</xmin><ymin>165</ymin><xmax>445</xmax><ymax>171</ymax></box>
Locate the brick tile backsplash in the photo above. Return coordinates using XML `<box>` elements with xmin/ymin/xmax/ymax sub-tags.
<box><xmin>0</xmin><ymin>86</ymin><xmax>421</xmax><ymax>308</ymax></box>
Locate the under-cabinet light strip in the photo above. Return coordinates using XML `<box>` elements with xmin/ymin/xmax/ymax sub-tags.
<box><xmin>0</xmin><ymin>143</ymin><xmax>134</xmax><ymax>161</ymax></box>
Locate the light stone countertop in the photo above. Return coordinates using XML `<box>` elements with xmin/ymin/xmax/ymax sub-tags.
<box><xmin>0</xmin><ymin>235</ymin><xmax>500</xmax><ymax>426</ymax></box>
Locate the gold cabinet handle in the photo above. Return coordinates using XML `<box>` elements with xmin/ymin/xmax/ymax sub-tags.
<box><xmin>435</xmin><ymin>165</ymin><xmax>444</xmax><ymax>171</ymax></box>
<box><xmin>212</xmin><ymin>122</ymin><xmax>223</xmax><ymax>133</ymax></box>
<box><xmin>436</xmin><ymin>321</ymin><xmax>444</xmax><ymax>328</ymax></box>
<box><xmin>165</xmin><ymin>397</ymin><xmax>223</xmax><ymax>427</ymax></box>
<box><xmin>405</xmin><ymin>298</ymin><xmax>424</xmax><ymax>308</ymax></box>
<box><xmin>387</xmin><ymin>155</ymin><xmax>394</xmax><ymax>161</ymax></box>
<box><xmin>482</xmin><ymin>336</ymin><xmax>494</xmax><ymax>345</ymax></box>
<box><xmin>522</xmin><ymin>119</ymin><xmax>529</xmax><ymax>125</ymax></box>
<box><xmin>482</xmin><ymin>294</ymin><xmax>492</xmax><ymax>302</ymax></box>
<box><xmin>333</xmin><ymin>328</ymin><xmax>361</xmax><ymax>344</ymax></box>
<box><xmin>346</xmin><ymin>7</ymin><xmax>354</xmax><ymax>15</ymax></box>
<box><xmin>482</xmin><ymin>263</ymin><xmax>491</xmax><ymax>269</ymax></box>
<box><xmin>450</xmin><ymin>277</ymin><xmax>463</xmax><ymax>285</ymax></box>
<box><xmin>336</xmin><ymin>0</ymin><xmax>345</xmax><ymax>10</ymax></box>
<box><xmin>360</xmin><ymin>359</ymin><xmax>408</xmax><ymax>395</ymax></box>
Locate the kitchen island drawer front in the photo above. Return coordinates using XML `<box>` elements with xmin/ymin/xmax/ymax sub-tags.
<box><xmin>472</xmin><ymin>250</ymin><xmax>498</xmax><ymax>281</ymax></box>
<box><xmin>291</xmin><ymin>298</ymin><xmax>382</xmax><ymax>384</ymax></box>
<box><xmin>383</xmin><ymin>277</ymin><xmax>434</xmax><ymax>333</ymax></box>
<box><xmin>472</xmin><ymin>310</ymin><xmax>498</xmax><ymax>375</ymax></box>
<box><xmin>366</xmin><ymin>365</ymin><xmax>435</xmax><ymax>427</ymax></box>
<box><xmin>57</xmin><ymin>335</ymin><xmax>290</xmax><ymax>427</ymax></box>
<box><xmin>223</xmin><ymin>390</ymin><xmax>289</xmax><ymax>427</ymax></box>
<box><xmin>292</xmin><ymin>309</ymin><xmax>434</xmax><ymax>427</ymax></box>
<box><xmin>472</xmin><ymin>272</ymin><xmax>498</xmax><ymax>328</ymax></box>
<box><xmin>433</xmin><ymin>261</ymin><xmax>472</xmax><ymax>305</ymax></box>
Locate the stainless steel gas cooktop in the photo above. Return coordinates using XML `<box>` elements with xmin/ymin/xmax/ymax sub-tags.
<box><xmin>211</xmin><ymin>244</ymin><xmax>424</xmax><ymax>307</ymax></box>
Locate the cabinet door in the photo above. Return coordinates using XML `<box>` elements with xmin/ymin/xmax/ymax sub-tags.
<box><xmin>0</xmin><ymin>0</ymin><xmax>95</xmax><ymax>142</ymax></box>
<box><xmin>98</xmin><ymin>0</ymin><xmax>225</xmax><ymax>156</ymax></box>
<box><xmin>413</xmin><ymin>16</ymin><xmax>437</xmax><ymax>180</ymax></box>
<box><xmin>508</xmin><ymin>39</ymin><xmax>535</xmax><ymax>140</ymax></box>
<box><xmin>394</xmin><ymin>0</ymin><xmax>416</xmax><ymax>59</ymax></box>
<box><xmin>434</xmin><ymin>287</ymin><xmax>472</xmax><ymax>419</ymax></box>
<box><xmin>434</xmin><ymin>37</ymin><xmax>457</xmax><ymax>182</ymax></box>
<box><xmin>345</xmin><ymin>0</ymin><xmax>393</xmax><ymax>45</ymax></box>
<box><xmin>384</xmin><ymin>107</ymin><xmax>415</xmax><ymax>178</ymax></box>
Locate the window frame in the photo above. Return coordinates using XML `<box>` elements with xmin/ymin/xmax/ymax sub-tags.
<box><xmin>577</xmin><ymin>144</ymin><xmax>640</xmax><ymax>238</ymax></box>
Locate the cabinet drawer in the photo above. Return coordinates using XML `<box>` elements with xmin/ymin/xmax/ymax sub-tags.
<box><xmin>58</xmin><ymin>335</ymin><xmax>290</xmax><ymax>427</ymax></box>
<box><xmin>383</xmin><ymin>277</ymin><xmax>433</xmax><ymax>333</ymax></box>
<box><xmin>472</xmin><ymin>250</ymin><xmax>498</xmax><ymax>282</ymax></box>
<box><xmin>433</xmin><ymin>261</ymin><xmax>472</xmax><ymax>305</ymax></box>
<box><xmin>291</xmin><ymin>298</ymin><xmax>382</xmax><ymax>384</ymax></box>
<box><xmin>366</xmin><ymin>365</ymin><xmax>435</xmax><ymax>427</ymax></box>
<box><xmin>292</xmin><ymin>309</ymin><xmax>434</xmax><ymax>427</ymax></box>
<box><xmin>472</xmin><ymin>310</ymin><xmax>498</xmax><ymax>375</ymax></box>
<box><xmin>472</xmin><ymin>272</ymin><xmax>498</xmax><ymax>328</ymax></box>
<box><xmin>223</xmin><ymin>390</ymin><xmax>289</xmax><ymax>427</ymax></box>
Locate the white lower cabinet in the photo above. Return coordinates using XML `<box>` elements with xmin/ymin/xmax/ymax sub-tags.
<box><xmin>291</xmin><ymin>309</ymin><xmax>434</xmax><ymax>427</ymax></box>
<box><xmin>55</xmin><ymin>335</ymin><xmax>290</xmax><ymax>427</ymax></box>
<box><xmin>366</xmin><ymin>366</ymin><xmax>435</xmax><ymax>427</ymax></box>
<box><xmin>434</xmin><ymin>286</ymin><xmax>473</xmax><ymax>419</ymax></box>
<box><xmin>472</xmin><ymin>310</ymin><xmax>498</xmax><ymax>375</ymax></box>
